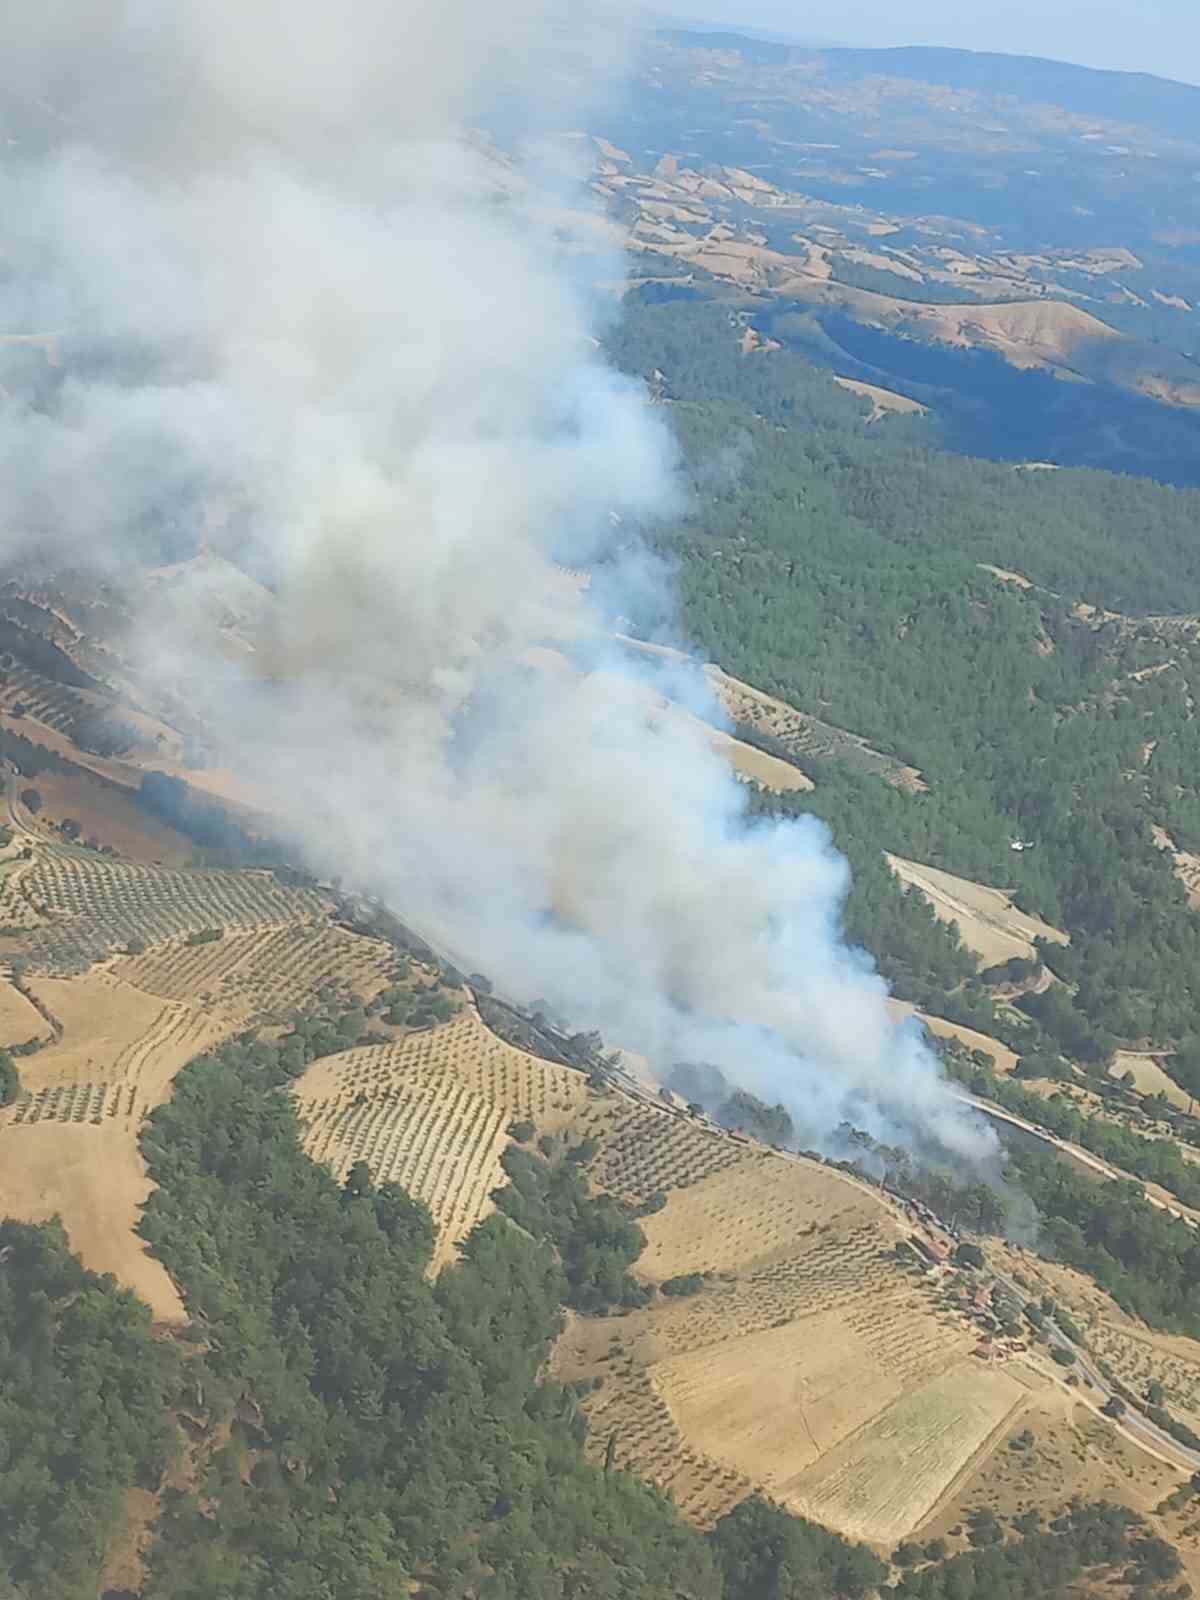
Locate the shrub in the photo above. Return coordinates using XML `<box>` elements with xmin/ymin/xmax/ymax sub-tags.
<box><xmin>661</xmin><ymin>1273</ymin><xmax>707</xmax><ymax>1298</ymax></box>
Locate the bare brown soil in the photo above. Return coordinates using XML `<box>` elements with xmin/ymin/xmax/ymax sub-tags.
<box><xmin>19</xmin><ymin>768</ymin><xmax>193</xmax><ymax>865</ymax></box>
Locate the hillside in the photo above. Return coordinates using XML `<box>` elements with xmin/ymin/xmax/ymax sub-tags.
<box><xmin>9</xmin><ymin>8</ymin><xmax>1200</xmax><ymax>1594</ymax></box>
<box><xmin>585</xmin><ymin>30</ymin><xmax>1200</xmax><ymax>482</ymax></box>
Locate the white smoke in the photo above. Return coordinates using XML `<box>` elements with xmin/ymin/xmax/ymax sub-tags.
<box><xmin>0</xmin><ymin>0</ymin><xmax>997</xmax><ymax>1166</ymax></box>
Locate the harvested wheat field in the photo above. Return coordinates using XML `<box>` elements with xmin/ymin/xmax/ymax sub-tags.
<box><xmin>790</xmin><ymin>1362</ymin><xmax>1034</xmax><ymax>1542</ymax></box>
<box><xmin>886</xmin><ymin>855</ymin><xmax>1069</xmax><ymax>967</ymax></box>
<box><xmin>295</xmin><ymin>1007</ymin><xmax>589</xmax><ymax>1270</ymax></box>
<box><xmin>551</xmin><ymin>1108</ymin><xmax>1043</xmax><ymax>1545</ymax></box>
<box><xmin>0</xmin><ymin>1123</ymin><xmax>184</xmax><ymax>1320</ymax></box>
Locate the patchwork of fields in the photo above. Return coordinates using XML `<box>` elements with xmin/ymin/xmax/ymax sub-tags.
<box><xmin>0</xmin><ymin>805</ymin><xmax>1190</xmax><ymax>1560</ymax></box>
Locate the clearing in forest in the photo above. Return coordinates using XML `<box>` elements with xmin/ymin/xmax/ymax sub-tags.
<box><xmin>1110</xmin><ymin>1050</ymin><xmax>1191</xmax><ymax>1112</ymax></box>
<box><xmin>885</xmin><ymin>854</ymin><xmax>1069</xmax><ymax>968</ymax></box>
<box><xmin>833</xmin><ymin>376</ymin><xmax>929</xmax><ymax>421</ymax></box>
<box><xmin>886</xmin><ymin>999</ymin><xmax>1019</xmax><ymax>1076</ymax></box>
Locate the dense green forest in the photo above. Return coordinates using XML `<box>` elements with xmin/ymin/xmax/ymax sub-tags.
<box><xmin>608</xmin><ymin>298</ymin><xmax>1200</xmax><ymax>1064</ymax></box>
<box><xmin>1013</xmin><ymin>1151</ymin><xmax>1200</xmax><ymax>1337</ymax></box>
<box><xmin>0</xmin><ymin>1219</ymin><xmax>174</xmax><ymax>1600</ymax></box>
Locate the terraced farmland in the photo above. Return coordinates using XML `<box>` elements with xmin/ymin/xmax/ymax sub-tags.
<box><xmin>572</xmin><ymin>1351</ymin><xmax>754</xmax><ymax>1527</ymax></box>
<box><xmin>586</xmin><ymin>1102</ymin><xmax>752</xmax><ymax>1205</ymax></box>
<box><xmin>295</xmin><ymin>1008</ymin><xmax>589</xmax><ymax>1270</ymax></box>
<box><xmin>298</xmin><ymin>1009</ymin><xmax>589</xmax><ymax>1127</ymax></box>
<box><xmin>15</xmin><ymin>846</ymin><xmax>325</xmax><ymax>972</ymax></box>
<box><xmin>555</xmin><ymin>1115</ymin><xmax>1052</xmax><ymax>1549</ymax></box>
<box><xmin>118</xmin><ymin>920</ymin><xmax>396</xmax><ymax>1016</ymax></box>
<box><xmin>298</xmin><ymin>1070</ymin><xmax>509</xmax><ymax>1272</ymax></box>
<box><xmin>636</xmin><ymin>1148</ymin><xmax>893</xmax><ymax>1281</ymax></box>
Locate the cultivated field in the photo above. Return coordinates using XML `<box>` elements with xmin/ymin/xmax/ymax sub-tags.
<box><xmin>12</xmin><ymin>845</ymin><xmax>325</xmax><ymax>973</ymax></box>
<box><xmin>833</xmin><ymin>377</ymin><xmax>929</xmax><ymax>421</ymax></box>
<box><xmin>635</xmin><ymin>1150</ymin><xmax>891</xmax><ymax>1281</ymax></box>
<box><xmin>586</xmin><ymin>1102</ymin><xmax>753</xmax><ymax>1213</ymax></box>
<box><xmin>10</xmin><ymin>971</ymin><xmax>232</xmax><ymax>1119</ymax></box>
<box><xmin>295</xmin><ymin>1008</ymin><xmax>590</xmax><ymax>1270</ymax></box>
<box><xmin>117</xmin><ymin>919</ymin><xmax>396</xmax><ymax>1018</ymax></box>
<box><xmin>10</xmin><ymin>767</ymin><xmax>193</xmax><ymax>864</ymax></box>
<box><xmin>790</xmin><ymin>1362</ymin><xmax>1033</xmax><ymax>1542</ymax></box>
<box><xmin>885</xmin><ymin>854</ymin><xmax>1069</xmax><ymax>967</ymax></box>
<box><xmin>551</xmin><ymin>1108</ymin><xmax>1052</xmax><ymax>1545</ymax></box>
<box><xmin>0</xmin><ymin>845</ymin><xmax>394</xmax><ymax>1311</ymax></box>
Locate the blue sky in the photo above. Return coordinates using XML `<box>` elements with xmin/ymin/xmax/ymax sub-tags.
<box><xmin>652</xmin><ymin>2</ymin><xmax>1200</xmax><ymax>86</ymax></box>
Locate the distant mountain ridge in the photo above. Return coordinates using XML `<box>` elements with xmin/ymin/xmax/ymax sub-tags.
<box><xmin>659</xmin><ymin>29</ymin><xmax>1200</xmax><ymax>135</ymax></box>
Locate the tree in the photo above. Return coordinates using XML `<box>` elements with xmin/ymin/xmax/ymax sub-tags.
<box><xmin>0</xmin><ymin>1052</ymin><xmax>18</xmax><ymax>1105</ymax></box>
<box><xmin>19</xmin><ymin>786</ymin><xmax>41</xmax><ymax>814</ymax></box>
<box><xmin>1102</xmin><ymin>1396</ymin><xmax>1126</xmax><ymax>1419</ymax></box>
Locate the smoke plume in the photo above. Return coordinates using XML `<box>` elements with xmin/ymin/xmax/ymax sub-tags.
<box><xmin>0</xmin><ymin>0</ymin><xmax>997</xmax><ymax>1166</ymax></box>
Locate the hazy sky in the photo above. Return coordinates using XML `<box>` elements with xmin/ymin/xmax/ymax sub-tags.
<box><xmin>654</xmin><ymin>2</ymin><xmax>1200</xmax><ymax>86</ymax></box>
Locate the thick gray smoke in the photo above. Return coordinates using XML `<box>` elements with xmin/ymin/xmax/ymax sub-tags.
<box><xmin>0</xmin><ymin>0</ymin><xmax>997</xmax><ymax>1166</ymax></box>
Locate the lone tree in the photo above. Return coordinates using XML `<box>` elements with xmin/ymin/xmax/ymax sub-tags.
<box><xmin>19</xmin><ymin>787</ymin><xmax>41</xmax><ymax>814</ymax></box>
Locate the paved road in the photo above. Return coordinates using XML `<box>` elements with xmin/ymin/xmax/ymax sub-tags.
<box><xmin>987</xmin><ymin>1261</ymin><xmax>1200</xmax><ymax>1473</ymax></box>
<box><xmin>952</xmin><ymin>1088</ymin><xmax>1200</xmax><ymax>1230</ymax></box>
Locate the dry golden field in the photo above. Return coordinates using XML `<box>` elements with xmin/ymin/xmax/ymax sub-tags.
<box><xmin>789</xmin><ymin>1362</ymin><xmax>1035</xmax><ymax>1542</ymax></box>
<box><xmin>546</xmin><ymin>1108</ymin><xmax>1063</xmax><ymax>1547</ymax></box>
<box><xmin>0</xmin><ymin>1121</ymin><xmax>187</xmax><ymax>1321</ymax></box>
<box><xmin>885</xmin><ymin>854</ymin><xmax>1069</xmax><ymax>968</ymax></box>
